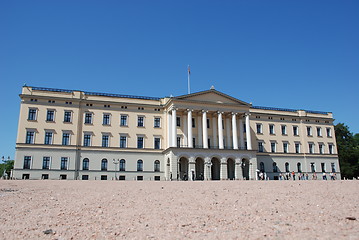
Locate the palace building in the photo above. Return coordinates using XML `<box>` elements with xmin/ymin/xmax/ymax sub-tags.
<box><xmin>13</xmin><ymin>86</ymin><xmax>340</xmax><ymax>180</ymax></box>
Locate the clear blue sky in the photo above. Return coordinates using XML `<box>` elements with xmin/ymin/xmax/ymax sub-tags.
<box><xmin>0</xmin><ymin>0</ymin><xmax>358</xmax><ymax>160</ymax></box>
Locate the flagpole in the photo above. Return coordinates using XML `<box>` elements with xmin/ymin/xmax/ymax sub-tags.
<box><xmin>187</xmin><ymin>65</ymin><xmax>191</xmax><ymax>94</ymax></box>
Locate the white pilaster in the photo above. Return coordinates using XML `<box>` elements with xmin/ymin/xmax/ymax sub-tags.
<box><xmin>187</xmin><ymin>110</ymin><xmax>193</xmax><ymax>148</ymax></box>
<box><xmin>226</xmin><ymin>115</ymin><xmax>231</xmax><ymax>149</ymax></box>
<box><xmin>171</xmin><ymin>108</ymin><xmax>177</xmax><ymax>147</ymax></box>
<box><xmin>202</xmin><ymin>110</ymin><xmax>208</xmax><ymax>149</ymax></box>
<box><xmin>218</xmin><ymin>112</ymin><xmax>224</xmax><ymax>149</ymax></box>
<box><xmin>232</xmin><ymin>113</ymin><xmax>238</xmax><ymax>150</ymax></box>
<box><xmin>239</xmin><ymin>117</ymin><xmax>244</xmax><ymax>149</ymax></box>
<box><xmin>220</xmin><ymin>158</ymin><xmax>227</xmax><ymax>180</ymax></box>
<box><xmin>167</xmin><ymin>111</ymin><xmax>172</xmax><ymax>148</ymax></box>
<box><xmin>245</xmin><ymin>113</ymin><xmax>252</xmax><ymax>150</ymax></box>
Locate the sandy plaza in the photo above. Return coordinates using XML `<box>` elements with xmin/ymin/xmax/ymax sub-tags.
<box><xmin>0</xmin><ymin>180</ymin><xmax>358</xmax><ymax>239</ymax></box>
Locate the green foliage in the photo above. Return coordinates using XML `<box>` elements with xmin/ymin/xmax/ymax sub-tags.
<box><xmin>335</xmin><ymin>123</ymin><xmax>359</xmax><ymax>179</ymax></box>
<box><xmin>0</xmin><ymin>160</ymin><xmax>14</xmax><ymax>178</ymax></box>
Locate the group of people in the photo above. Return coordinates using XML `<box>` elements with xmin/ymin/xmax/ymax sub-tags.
<box><xmin>276</xmin><ymin>171</ymin><xmax>337</xmax><ymax>180</ymax></box>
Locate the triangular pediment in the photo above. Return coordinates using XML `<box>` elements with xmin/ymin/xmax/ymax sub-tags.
<box><xmin>175</xmin><ymin>89</ymin><xmax>250</xmax><ymax>106</ymax></box>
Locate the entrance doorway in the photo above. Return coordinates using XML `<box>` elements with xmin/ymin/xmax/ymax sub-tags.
<box><xmin>211</xmin><ymin>158</ymin><xmax>220</xmax><ymax>180</ymax></box>
<box><xmin>178</xmin><ymin>157</ymin><xmax>189</xmax><ymax>180</ymax></box>
<box><xmin>227</xmin><ymin>158</ymin><xmax>235</xmax><ymax>180</ymax></box>
<box><xmin>195</xmin><ymin>158</ymin><xmax>204</xmax><ymax>180</ymax></box>
<box><xmin>242</xmin><ymin>158</ymin><xmax>250</xmax><ymax>180</ymax></box>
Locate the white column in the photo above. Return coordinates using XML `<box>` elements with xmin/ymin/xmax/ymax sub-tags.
<box><xmin>197</xmin><ymin>114</ymin><xmax>202</xmax><ymax>147</ymax></box>
<box><xmin>167</xmin><ymin>111</ymin><xmax>172</xmax><ymax>148</ymax></box>
<box><xmin>226</xmin><ymin>116</ymin><xmax>231</xmax><ymax>149</ymax></box>
<box><xmin>245</xmin><ymin>113</ymin><xmax>252</xmax><ymax>150</ymax></box>
<box><xmin>239</xmin><ymin>117</ymin><xmax>244</xmax><ymax>149</ymax></box>
<box><xmin>183</xmin><ymin>114</ymin><xmax>188</xmax><ymax>147</ymax></box>
<box><xmin>171</xmin><ymin>108</ymin><xmax>177</xmax><ymax>147</ymax></box>
<box><xmin>187</xmin><ymin>110</ymin><xmax>193</xmax><ymax>148</ymax></box>
<box><xmin>218</xmin><ymin>112</ymin><xmax>224</xmax><ymax>149</ymax></box>
<box><xmin>202</xmin><ymin>110</ymin><xmax>208</xmax><ymax>149</ymax></box>
<box><xmin>212</xmin><ymin>114</ymin><xmax>218</xmax><ymax>148</ymax></box>
<box><xmin>232</xmin><ymin>113</ymin><xmax>238</xmax><ymax>150</ymax></box>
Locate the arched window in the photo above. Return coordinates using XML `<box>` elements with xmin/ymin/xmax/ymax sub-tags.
<box><xmin>137</xmin><ymin>159</ymin><xmax>143</xmax><ymax>171</ymax></box>
<box><xmin>154</xmin><ymin>160</ymin><xmax>160</xmax><ymax>172</ymax></box>
<box><xmin>285</xmin><ymin>162</ymin><xmax>290</xmax><ymax>172</ymax></box>
<box><xmin>101</xmin><ymin>159</ymin><xmax>108</xmax><ymax>171</ymax></box>
<box><xmin>259</xmin><ymin>162</ymin><xmax>265</xmax><ymax>172</ymax></box>
<box><xmin>83</xmin><ymin>158</ymin><xmax>89</xmax><ymax>170</ymax></box>
<box><xmin>120</xmin><ymin>159</ymin><xmax>126</xmax><ymax>171</ymax></box>
<box><xmin>273</xmin><ymin>162</ymin><xmax>278</xmax><ymax>172</ymax></box>
<box><xmin>297</xmin><ymin>162</ymin><xmax>301</xmax><ymax>173</ymax></box>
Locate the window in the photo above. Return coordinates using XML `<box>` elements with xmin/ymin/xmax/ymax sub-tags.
<box><xmin>154</xmin><ymin>160</ymin><xmax>160</xmax><ymax>172</ymax></box>
<box><xmin>271</xmin><ymin>142</ymin><xmax>276</xmax><ymax>153</ymax></box>
<box><xmin>137</xmin><ymin>116</ymin><xmax>144</xmax><ymax>127</ymax></box>
<box><xmin>258</xmin><ymin>142</ymin><xmax>264</xmax><ymax>152</ymax></box>
<box><xmin>42</xmin><ymin>157</ymin><xmax>50</xmax><ymax>169</ymax></box>
<box><xmin>101</xmin><ymin>159</ymin><xmax>108</xmax><ymax>171</ymax></box>
<box><xmin>326</xmin><ymin>128</ymin><xmax>332</xmax><ymax>137</ymax></box>
<box><xmin>102</xmin><ymin>134</ymin><xmax>109</xmax><ymax>147</ymax></box>
<box><xmin>177</xmin><ymin>137</ymin><xmax>181</xmax><ymax>148</ymax></box>
<box><xmin>295</xmin><ymin>143</ymin><xmax>300</xmax><ymax>153</ymax></box>
<box><xmin>321</xmin><ymin>163</ymin><xmax>326</xmax><ymax>172</ymax></box>
<box><xmin>283</xmin><ymin>142</ymin><xmax>288</xmax><ymax>153</ymax></box>
<box><xmin>281</xmin><ymin>125</ymin><xmax>287</xmax><ymax>135</ymax></box>
<box><xmin>273</xmin><ymin>162</ymin><xmax>278</xmax><ymax>172</ymax></box>
<box><xmin>84</xmin><ymin>113</ymin><xmax>93</xmax><ymax>124</ymax></box>
<box><xmin>319</xmin><ymin>144</ymin><xmax>323</xmax><ymax>154</ymax></box>
<box><xmin>82</xmin><ymin>158</ymin><xmax>89</xmax><ymax>170</ymax></box>
<box><xmin>120</xmin><ymin>115</ymin><xmax>128</xmax><ymax>126</ymax></box>
<box><xmin>42</xmin><ymin>174</ymin><xmax>49</xmax><ymax>180</ymax></box>
<box><xmin>60</xmin><ymin>174</ymin><xmax>67</xmax><ymax>180</ymax></box>
<box><xmin>46</xmin><ymin>110</ymin><xmax>55</xmax><ymax>122</ymax></box>
<box><xmin>28</xmin><ymin>109</ymin><xmax>37</xmax><ymax>120</ymax></box>
<box><xmin>176</xmin><ymin>117</ymin><xmax>181</xmax><ymax>127</ymax></box>
<box><xmin>64</xmin><ymin>111</ymin><xmax>72</xmax><ymax>123</ymax></box>
<box><xmin>120</xmin><ymin>159</ymin><xmax>126</xmax><ymax>171</ymax></box>
<box><xmin>192</xmin><ymin>138</ymin><xmax>196</xmax><ymax>148</ymax></box>
<box><xmin>137</xmin><ymin>159</ymin><xmax>143</xmax><ymax>171</ymax></box>
<box><xmin>293</xmin><ymin>126</ymin><xmax>299</xmax><ymax>136</ymax></box>
<box><xmin>317</xmin><ymin>127</ymin><xmax>322</xmax><ymax>137</ymax></box>
<box><xmin>61</xmin><ymin>157</ymin><xmax>68</xmax><ymax>170</ymax></box>
<box><xmin>82</xmin><ymin>175</ymin><xmax>89</xmax><ymax>180</ymax></box>
<box><xmin>103</xmin><ymin>114</ymin><xmax>110</xmax><ymax>125</ymax></box>
<box><xmin>259</xmin><ymin>162</ymin><xmax>265</xmax><ymax>172</ymax></box>
<box><xmin>285</xmin><ymin>162</ymin><xmax>290</xmax><ymax>172</ymax></box>
<box><xmin>243</xmin><ymin>123</ymin><xmax>246</xmax><ymax>133</ymax></box>
<box><xmin>120</xmin><ymin>136</ymin><xmax>127</xmax><ymax>148</ymax></box>
<box><xmin>207</xmin><ymin>118</ymin><xmax>210</xmax><ymax>129</ymax></box>
<box><xmin>309</xmin><ymin>143</ymin><xmax>314</xmax><ymax>154</ymax></box>
<box><xmin>101</xmin><ymin>175</ymin><xmax>107</xmax><ymax>180</ymax></box>
<box><xmin>44</xmin><ymin>132</ymin><xmax>53</xmax><ymax>145</ymax></box>
<box><xmin>154</xmin><ymin>118</ymin><xmax>161</xmax><ymax>128</ymax></box>
<box><xmin>311</xmin><ymin>163</ymin><xmax>316</xmax><ymax>172</ymax></box>
<box><xmin>307</xmin><ymin>126</ymin><xmax>312</xmax><ymax>136</ymax></box>
<box><xmin>62</xmin><ymin>133</ymin><xmax>70</xmax><ymax>145</ymax></box>
<box><xmin>329</xmin><ymin>144</ymin><xmax>333</xmax><ymax>154</ymax></box>
<box><xmin>23</xmin><ymin>156</ymin><xmax>31</xmax><ymax>169</ymax></box>
<box><xmin>269</xmin><ymin>124</ymin><xmax>275</xmax><ymax>135</ymax></box>
<box><xmin>154</xmin><ymin>137</ymin><xmax>161</xmax><ymax>149</ymax></box>
<box><xmin>256</xmin><ymin>124</ymin><xmax>262</xmax><ymax>134</ymax></box>
<box><xmin>297</xmin><ymin>162</ymin><xmax>302</xmax><ymax>173</ymax></box>
<box><xmin>331</xmin><ymin>163</ymin><xmax>336</xmax><ymax>172</ymax></box>
<box><xmin>83</xmin><ymin>134</ymin><xmax>91</xmax><ymax>146</ymax></box>
<box><xmin>137</xmin><ymin>136</ymin><xmax>144</xmax><ymax>148</ymax></box>
<box><xmin>26</xmin><ymin>131</ymin><xmax>35</xmax><ymax>144</ymax></box>
<box><xmin>192</xmin><ymin>118</ymin><xmax>195</xmax><ymax>128</ymax></box>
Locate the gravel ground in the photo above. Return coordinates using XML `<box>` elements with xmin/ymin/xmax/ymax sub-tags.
<box><xmin>0</xmin><ymin>180</ymin><xmax>358</xmax><ymax>239</ymax></box>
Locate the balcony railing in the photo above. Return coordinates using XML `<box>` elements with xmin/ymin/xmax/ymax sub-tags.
<box><xmin>175</xmin><ymin>145</ymin><xmax>248</xmax><ymax>150</ymax></box>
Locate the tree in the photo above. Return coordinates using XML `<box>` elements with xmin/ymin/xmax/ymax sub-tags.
<box><xmin>0</xmin><ymin>160</ymin><xmax>14</xmax><ymax>179</ymax></box>
<box><xmin>335</xmin><ymin>123</ymin><xmax>359</xmax><ymax>179</ymax></box>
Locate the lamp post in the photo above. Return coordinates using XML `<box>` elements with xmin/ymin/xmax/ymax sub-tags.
<box><xmin>113</xmin><ymin>159</ymin><xmax>119</xmax><ymax>180</ymax></box>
